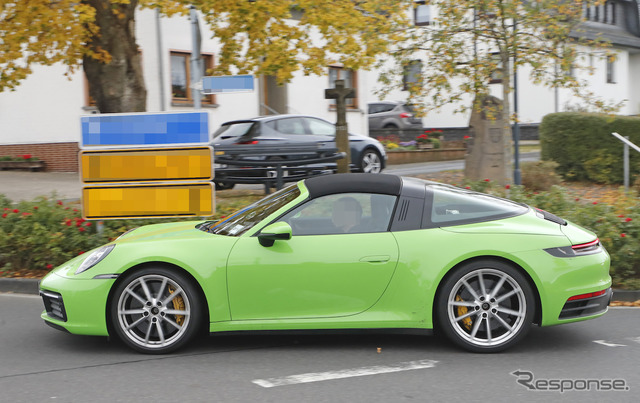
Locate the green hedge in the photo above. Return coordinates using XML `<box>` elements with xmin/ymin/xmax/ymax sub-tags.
<box><xmin>540</xmin><ymin>112</ymin><xmax>640</xmax><ymax>184</ymax></box>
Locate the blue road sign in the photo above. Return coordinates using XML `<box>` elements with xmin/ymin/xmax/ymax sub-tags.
<box><xmin>202</xmin><ymin>75</ymin><xmax>254</xmax><ymax>94</ymax></box>
<box><xmin>81</xmin><ymin>112</ymin><xmax>209</xmax><ymax>147</ymax></box>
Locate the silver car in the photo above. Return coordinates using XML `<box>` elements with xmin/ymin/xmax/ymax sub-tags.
<box><xmin>368</xmin><ymin>101</ymin><xmax>423</xmax><ymax>130</ymax></box>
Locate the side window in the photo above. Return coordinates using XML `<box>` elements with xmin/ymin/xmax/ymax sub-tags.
<box><xmin>306</xmin><ymin>118</ymin><xmax>336</xmax><ymax>135</ymax></box>
<box><xmin>279</xmin><ymin>193</ymin><xmax>396</xmax><ymax>235</ymax></box>
<box><xmin>275</xmin><ymin>118</ymin><xmax>306</xmax><ymax>135</ymax></box>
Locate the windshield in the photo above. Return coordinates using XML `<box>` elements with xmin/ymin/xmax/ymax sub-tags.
<box><xmin>198</xmin><ymin>184</ymin><xmax>301</xmax><ymax>236</ymax></box>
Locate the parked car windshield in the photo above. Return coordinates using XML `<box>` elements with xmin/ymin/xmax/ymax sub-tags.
<box><xmin>212</xmin><ymin>122</ymin><xmax>255</xmax><ymax>139</ymax></box>
<box><xmin>198</xmin><ymin>184</ymin><xmax>301</xmax><ymax>236</ymax></box>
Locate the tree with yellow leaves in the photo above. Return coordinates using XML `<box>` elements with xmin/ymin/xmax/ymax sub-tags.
<box><xmin>379</xmin><ymin>0</ymin><xmax>621</xmax><ymax>184</ymax></box>
<box><xmin>1</xmin><ymin>0</ymin><xmax>409</xmax><ymax>113</ymax></box>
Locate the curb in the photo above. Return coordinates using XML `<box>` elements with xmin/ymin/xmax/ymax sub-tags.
<box><xmin>1</xmin><ymin>278</ymin><xmax>639</xmax><ymax>302</ymax></box>
<box><xmin>0</xmin><ymin>278</ymin><xmax>40</xmax><ymax>295</ymax></box>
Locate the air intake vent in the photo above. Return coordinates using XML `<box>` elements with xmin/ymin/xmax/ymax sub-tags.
<box><xmin>398</xmin><ymin>199</ymin><xmax>410</xmax><ymax>221</ymax></box>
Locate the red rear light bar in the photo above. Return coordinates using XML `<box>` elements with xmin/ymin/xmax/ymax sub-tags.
<box><xmin>571</xmin><ymin>238</ymin><xmax>599</xmax><ymax>250</ymax></box>
<box><xmin>567</xmin><ymin>289</ymin><xmax>607</xmax><ymax>301</ymax></box>
<box><xmin>236</xmin><ymin>140</ymin><xmax>259</xmax><ymax>145</ymax></box>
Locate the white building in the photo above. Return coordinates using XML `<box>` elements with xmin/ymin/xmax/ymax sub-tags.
<box><xmin>0</xmin><ymin>8</ymin><xmax>371</xmax><ymax>172</ymax></box>
<box><xmin>368</xmin><ymin>0</ymin><xmax>640</xmax><ymax>128</ymax></box>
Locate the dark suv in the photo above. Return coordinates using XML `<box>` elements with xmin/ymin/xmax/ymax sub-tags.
<box><xmin>212</xmin><ymin>115</ymin><xmax>387</xmax><ymax>189</ymax></box>
<box><xmin>368</xmin><ymin>101</ymin><xmax>423</xmax><ymax>130</ymax></box>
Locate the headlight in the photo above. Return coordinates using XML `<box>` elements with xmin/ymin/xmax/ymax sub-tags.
<box><xmin>75</xmin><ymin>244</ymin><xmax>115</xmax><ymax>275</ymax></box>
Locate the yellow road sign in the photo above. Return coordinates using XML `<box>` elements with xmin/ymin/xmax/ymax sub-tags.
<box><xmin>80</xmin><ymin>147</ymin><xmax>212</xmax><ymax>183</ymax></box>
<box><xmin>82</xmin><ymin>183</ymin><xmax>214</xmax><ymax>219</ymax></box>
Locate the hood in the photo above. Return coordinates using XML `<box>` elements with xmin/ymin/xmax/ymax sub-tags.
<box><xmin>115</xmin><ymin>221</ymin><xmax>210</xmax><ymax>244</ymax></box>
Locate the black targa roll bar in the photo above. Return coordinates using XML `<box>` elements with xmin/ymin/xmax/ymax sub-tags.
<box><xmin>213</xmin><ymin>143</ymin><xmax>346</xmax><ymax>193</ymax></box>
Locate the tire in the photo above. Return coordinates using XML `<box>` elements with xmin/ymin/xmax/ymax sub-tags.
<box><xmin>215</xmin><ymin>181</ymin><xmax>235</xmax><ymax>191</ymax></box>
<box><xmin>110</xmin><ymin>267</ymin><xmax>203</xmax><ymax>354</ymax></box>
<box><xmin>358</xmin><ymin>149</ymin><xmax>383</xmax><ymax>174</ymax></box>
<box><xmin>435</xmin><ymin>259</ymin><xmax>535</xmax><ymax>353</ymax></box>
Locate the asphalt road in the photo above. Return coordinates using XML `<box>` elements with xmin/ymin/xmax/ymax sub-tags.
<box><xmin>1</xmin><ymin>293</ymin><xmax>638</xmax><ymax>402</ymax></box>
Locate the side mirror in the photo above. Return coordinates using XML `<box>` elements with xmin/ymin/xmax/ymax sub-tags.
<box><xmin>258</xmin><ymin>222</ymin><xmax>292</xmax><ymax>247</ymax></box>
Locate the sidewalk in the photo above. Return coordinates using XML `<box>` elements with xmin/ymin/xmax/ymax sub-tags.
<box><xmin>0</xmin><ymin>171</ymin><xmax>81</xmax><ymax>201</ymax></box>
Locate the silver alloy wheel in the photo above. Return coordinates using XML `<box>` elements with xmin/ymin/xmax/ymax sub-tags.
<box><xmin>361</xmin><ymin>151</ymin><xmax>382</xmax><ymax>173</ymax></box>
<box><xmin>116</xmin><ymin>274</ymin><xmax>191</xmax><ymax>350</ymax></box>
<box><xmin>446</xmin><ymin>268</ymin><xmax>526</xmax><ymax>347</ymax></box>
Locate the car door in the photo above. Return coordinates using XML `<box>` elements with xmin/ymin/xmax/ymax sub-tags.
<box><xmin>226</xmin><ymin>192</ymin><xmax>399</xmax><ymax>320</ymax></box>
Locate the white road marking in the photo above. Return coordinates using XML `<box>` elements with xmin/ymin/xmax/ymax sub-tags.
<box><xmin>593</xmin><ymin>340</ymin><xmax>627</xmax><ymax>347</ymax></box>
<box><xmin>252</xmin><ymin>359</ymin><xmax>438</xmax><ymax>388</ymax></box>
<box><xmin>628</xmin><ymin>337</ymin><xmax>640</xmax><ymax>344</ymax></box>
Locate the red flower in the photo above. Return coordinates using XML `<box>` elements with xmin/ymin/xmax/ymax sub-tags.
<box><xmin>22</xmin><ymin>154</ymin><xmax>32</xmax><ymax>160</ymax></box>
<box><xmin>621</xmin><ymin>233</ymin><xmax>627</xmax><ymax>238</ymax></box>
<box><xmin>484</xmin><ymin>179</ymin><xmax>490</xmax><ymax>182</ymax></box>
<box><xmin>626</xmin><ymin>217</ymin><xmax>632</xmax><ymax>222</ymax></box>
<box><xmin>465</xmin><ymin>186</ymin><xmax>471</xmax><ymax>189</ymax></box>
<box><xmin>85</xmin><ymin>222</ymin><xmax>92</xmax><ymax>227</ymax></box>
<box><xmin>22</xmin><ymin>212</ymin><xmax>32</xmax><ymax>217</ymax></box>
<box><xmin>464</xmin><ymin>135</ymin><xmax>471</xmax><ymax>139</ymax></box>
<box><xmin>592</xmin><ymin>201</ymin><xmax>598</xmax><ymax>205</ymax></box>
<box><xmin>12</xmin><ymin>209</ymin><xmax>19</xmax><ymax>213</ymax></box>
<box><xmin>575</xmin><ymin>198</ymin><xmax>580</xmax><ymax>202</ymax></box>
<box><xmin>64</xmin><ymin>207</ymin><xmax>70</xmax><ymax>210</ymax></box>
<box><xmin>618</xmin><ymin>215</ymin><xmax>625</xmax><ymax>218</ymax></box>
<box><xmin>78</xmin><ymin>227</ymin><xmax>85</xmax><ymax>232</ymax></box>
<box><xmin>65</xmin><ymin>220</ymin><xmax>72</xmax><ymax>226</ymax></box>
<box><xmin>3</xmin><ymin>208</ymin><xmax>8</xmax><ymax>211</ymax></box>
<box><xmin>505</xmin><ymin>185</ymin><xmax>511</xmax><ymax>189</ymax></box>
<box><xmin>78</xmin><ymin>251</ymin><xmax>85</xmax><ymax>255</ymax></box>
<box><xmin>1</xmin><ymin>213</ymin><xmax>7</xmax><ymax>218</ymax></box>
<box><xmin>33</xmin><ymin>206</ymin><xmax>38</xmax><ymax>210</ymax></box>
<box><xmin>46</xmin><ymin>264</ymin><xmax>53</xmax><ymax>269</ymax></box>
<box><xmin>73</xmin><ymin>209</ymin><xmax>78</xmax><ymax>212</ymax></box>
<box><xmin>57</xmin><ymin>200</ymin><xmax>63</xmax><ymax>206</ymax></box>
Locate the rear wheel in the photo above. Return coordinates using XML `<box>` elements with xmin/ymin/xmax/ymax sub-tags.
<box><xmin>110</xmin><ymin>267</ymin><xmax>203</xmax><ymax>354</ymax></box>
<box><xmin>359</xmin><ymin>149</ymin><xmax>382</xmax><ymax>173</ymax></box>
<box><xmin>435</xmin><ymin>260</ymin><xmax>534</xmax><ymax>353</ymax></box>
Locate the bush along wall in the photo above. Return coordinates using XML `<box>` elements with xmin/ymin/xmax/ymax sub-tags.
<box><xmin>540</xmin><ymin>112</ymin><xmax>640</xmax><ymax>184</ymax></box>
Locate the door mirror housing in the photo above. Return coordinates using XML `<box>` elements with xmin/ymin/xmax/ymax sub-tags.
<box><xmin>258</xmin><ymin>222</ymin><xmax>292</xmax><ymax>247</ymax></box>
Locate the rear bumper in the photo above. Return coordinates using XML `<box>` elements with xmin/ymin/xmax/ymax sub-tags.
<box><xmin>559</xmin><ymin>287</ymin><xmax>612</xmax><ymax>320</ymax></box>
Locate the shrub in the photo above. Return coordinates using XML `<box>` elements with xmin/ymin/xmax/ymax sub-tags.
<box><xmin>521</xmin><ymin>160</ymin><xmax>561</xmax><ymax>191</ymax></box>
<box><xmin>540</xmin><ymin>112</ymin><xmax>640</xmax><ymax>184</ymax></box>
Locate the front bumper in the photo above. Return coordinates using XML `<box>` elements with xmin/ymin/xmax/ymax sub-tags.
<box><xmin>39</xmin><ymin>271</ymin><xmax>113</xmax><ymax>336</ymax></box>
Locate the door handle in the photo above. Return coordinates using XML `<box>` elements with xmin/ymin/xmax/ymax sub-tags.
<box><xmin>359</xmin><ymin>255</ymin><xmax>390</xmax><ymax>263</ymax></box>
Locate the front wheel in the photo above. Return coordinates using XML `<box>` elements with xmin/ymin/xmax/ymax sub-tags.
<box><xmin>435</xmin><ymin>260</ymin><xmax>535</xmax><ymax>353</ymax></box>
<box><xmin>110</xmin><ymin>267</ymin><xmax>203</xmax><ymax>354</ymax></box>
<box><xmin>359</xmin><ymin>149</ymin><xmax>383</xmax><ymax>173</ymax></box>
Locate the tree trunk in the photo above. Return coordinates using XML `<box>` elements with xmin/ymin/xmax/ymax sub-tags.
<box><xmin>82</xmin><ymin>0</ymin><xmax>146</xmax><ymax>113</ymax></box>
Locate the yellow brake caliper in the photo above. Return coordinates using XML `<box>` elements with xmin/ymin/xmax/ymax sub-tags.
<box><xmin>168</xmin><ymin>285</ymin><xmax>185</xmax><ymax>326</ymax></box>
<box><xmin>456</xmin><ymin>295</ymin><xmax>473</xmax><ymax>330</ymax></box>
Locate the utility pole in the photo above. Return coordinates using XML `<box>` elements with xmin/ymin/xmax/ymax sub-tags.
<box><xmin>325</xmin><ymin>80</ymin><xmax>355</xmax><ymax>173</ymax></box>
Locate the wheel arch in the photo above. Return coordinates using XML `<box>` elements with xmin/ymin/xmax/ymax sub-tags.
<box><xmin>105</xmin><ymin>261</ymin><xmax>210</xmax><ymax>337</ymax></box>
<box><xmin>432</xmin><ymin>255</ymin><xmax>543</xmax><ymax>327</ymax></box>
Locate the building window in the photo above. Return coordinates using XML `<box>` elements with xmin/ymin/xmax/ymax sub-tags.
<box><xmin>414</xmin><ymin>1</ymin><xmax>431</xmax><ymax>26</ymax></box>
<box><xmin>403</xmin><ymin>60</ymin><xmax>423</xmax><ymax>91</ymax></box>
<box><xmin>606</xmin><ymin>55</ymin><xmax>616</xmax><ymax>83</ymax></box>
<box><xmin>328</xmin><ymin>66</ymin><xmax>358</xmax><ymax>109</ymax></box>
<box><xmin>489</xmin><ymin>53</ymin><xmax>503</xmax><ymax>84</ymax></box>
<box><xmin>170</xmin><ymin>51</ymin><xmax>215</xmax><ymax>105</ymax></box>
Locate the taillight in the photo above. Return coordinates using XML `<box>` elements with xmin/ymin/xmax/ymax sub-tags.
<box><xmin>571</xmin><ymin>239</ymin><xmax>600</xmax><ymax>252</ymax></box>
<box><xmin>544</xmin><ymin>238</ymin><xmax>602</xmax><ymax>258</ymax></box>
<box><xmin>236</xmin><ymin>140</ymin><xmax>259</xmax><ymax>145</ymax></box>
<box><xmin>567</xmin><ymin>290</ymin><xmax>607</xmax><ymax>301</ymax></box>
<box><xmin>399</xmin><ymin>112</ymin><xmax>412</xmax><ymax>118</ymax></box>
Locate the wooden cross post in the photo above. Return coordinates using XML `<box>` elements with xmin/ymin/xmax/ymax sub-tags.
<box><xmin>325</xmin><ymin>79</ymin><xmax>355</xmax><ymax>174</ymax></box>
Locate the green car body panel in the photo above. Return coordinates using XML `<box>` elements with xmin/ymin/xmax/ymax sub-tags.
<box><xmin>39</xmin><ymin>175</ymin><xmax>611</xmax><ymax>350</ymax></box>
